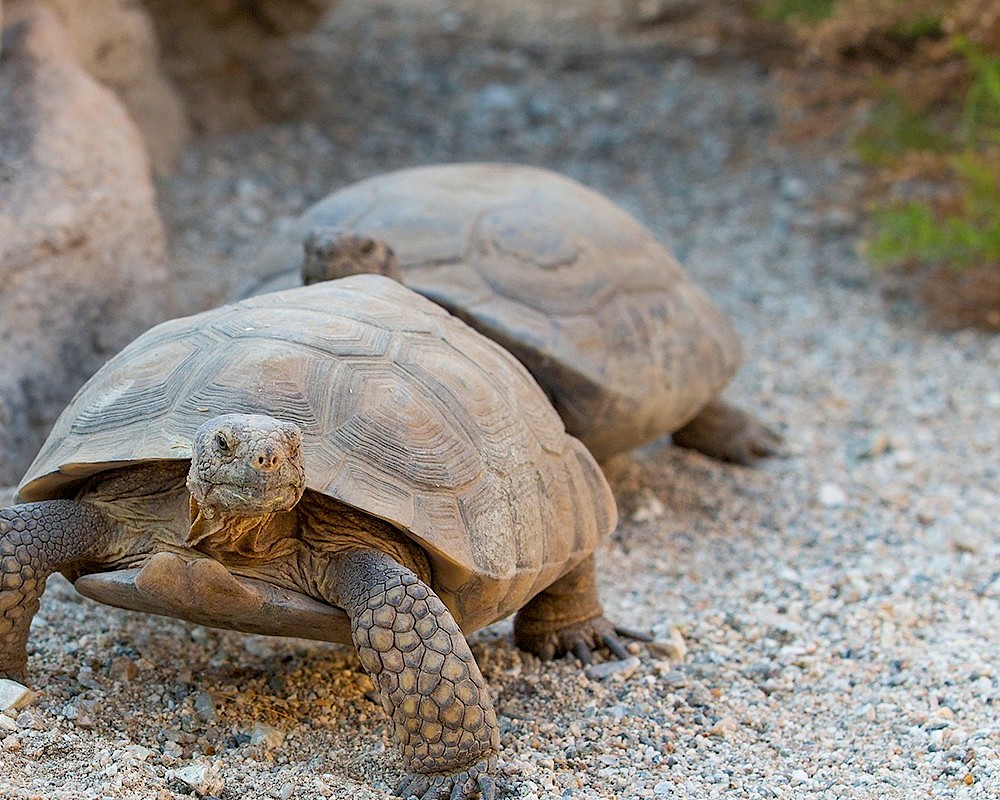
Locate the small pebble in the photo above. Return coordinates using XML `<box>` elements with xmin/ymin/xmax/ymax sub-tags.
<box><xmin>0</xmin><ymin>680</ymin><xmax>36</xmax><ymax>712</ymax></box>
<box><xmin>631</xmin><ymin>492</ymin><xmax>666</xmax><ymax>523</ymax></box>
<box><xmin>250</xmin><ymin>721</ymin><xmax>286</xmax><ymax>750</ymax></box>
<box><xmin>818</xmin><ymin>482</ymin><xmax>848</xmax><ymax>508</ymax></box>
<box><xmin>649</xmin><ymin>627</ymin><xmax>687</xmax><ymax>662</ymax></box>
<box><xmin>194</xmin><ymin>692</ymin><xmax>217</xmax><ymax>723</ymax></box>
<box><xmin>585</xmin><ymin>656</ymin><xmax>640</xmax><ymax>681</ymax></box>
<box><xmin>109</xmin><ymin>657</ymin><xmax>139</xmax><ymax>682</ymax></box>
<box><xmin>76</xmin><ymin>666</ymin><xmax>100</xmax><ymax>690</ymax></box>
<box><xmin>170</xmin><ymin>763</ymin><xmax>224</xmax><ymax>796</ymax></box>
<box><xmin>709</xmin><ymin>716</ymin><xmax>738</xmax><ymax>737</ymax></box>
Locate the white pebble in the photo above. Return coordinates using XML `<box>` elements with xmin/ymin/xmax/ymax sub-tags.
<box><xmin>170</xmin><ymin>763</ymin><xmax>224</xmax><ymax>796</ymax></box>
<box><xmin>631</xmin><ymin>492</ymin><xmax>666</xmax><ymax>523</ymax></box>
<box><xmin>818</xmin><ymin>483</ymin><xmax>847</xmax><ymax>507</ymax></box>
<box><xmin>0</xmin><ymin>679</ymin><xmax>36</xmax><ymax>713</ymax></box>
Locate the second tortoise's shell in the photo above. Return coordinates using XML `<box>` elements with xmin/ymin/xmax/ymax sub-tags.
<box><xmin>249</xmin><ymin>163</ymin><xmax>744</xmax><ymax>460</ymax></box>
<box><xmin>18</xmin><ymin>275</ymin><xmax>616</xmax><ymax>632</ymax></box>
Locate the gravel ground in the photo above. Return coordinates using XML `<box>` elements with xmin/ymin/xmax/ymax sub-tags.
<box><xmin>2</xmin><ymin>1</ymin><xmax>998</xmax><ymax>798</ymax></box>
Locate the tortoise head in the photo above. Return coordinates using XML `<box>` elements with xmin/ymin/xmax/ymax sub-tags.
<box><xmin>186</xmin><ymin>414</ymin><xmax>306</xmax><ymax>519</ymax></box>
<box><xmin>301</xmin><ymin>227</ymin><xmax>401</xmax><ymax>284</ymax></box>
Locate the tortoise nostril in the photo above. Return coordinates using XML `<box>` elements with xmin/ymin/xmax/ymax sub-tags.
<box><xmin>253</xmin><ymin>450</ymin><xmax>282</xmax><ymax>471</ymax></box>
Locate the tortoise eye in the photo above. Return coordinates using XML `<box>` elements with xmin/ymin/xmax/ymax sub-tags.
<box><xmin>359</xmin><ymin>239</ymin><xmax>376</xmax><ymax>255</ymax></box>
<box><xmin>215</xmin><ymin>432</ymin><xmax>231</xmax><ymax>452</ymax></box>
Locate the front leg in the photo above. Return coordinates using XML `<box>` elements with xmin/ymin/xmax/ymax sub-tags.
<box><xmin>0</xmin><ymin>500</ymin><xmax>118</xmax><ymax>682</ymax></box>
<box><xmin>326</xmin><ymin>549</ymin><xmax>499</xmax><ymax>800</ymax></box>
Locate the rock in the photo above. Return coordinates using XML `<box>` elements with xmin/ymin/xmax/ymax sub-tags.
<box><xmin>193</xmin><ymin>692</ymin><xmax>217</xmax><ymax>723</ymax></box>
<box><xmin>41</xmin><ymin>0</ymin><xmax>191</xmax><ymax>172</ymax></box>
<box><xmin>631</xmin><ymin>491</ymin><xmax>666</xmax><ymax>523</ymax></box>
<box><xmin>818</xmin><ymin>482</ymin><xmax>848</xmax><ymax>508</ymax></box>
<box><xmin>109</xmin><ymin>657</ymin><xmax>139</xmax><ymax>682</ymax></box>
<box><xmin>649</xmin><ymin>626</ymin><xmax>687</xmax><ymax>662</ymax></box>
<box><xmin>708</xmin><ymin>716</ymin><xmax>738</xmax><ymax>737</ymax></box>
<box><xmin>585</xmin><ymin>656</ymin><xmax>641</xmax><ymax>681</ymax></box>
<box><xmin>169</xmin><ymin>763</ymin><xmax>224</xmax><ymax>796</ymax></box>
<box><xmin>141</xmin><ymin>0</ymin><xmax>339</xmax><ymax>134</ymax></box>
<box><xmin>625</xmin><ymin>0</ymin><xmax>699</xmax><ymax>26</ymax></box>
<box><xmin>0</xmin><ymin>2</ymin><xmax>169</xmax><ymax>485</ymax></box>
<box><xmin>0</xmin><ymin>679</ymin><xmax>36</xmax><ymax>713</ymax></box>
<box><xmin>249</xmin><ymin>721</ymin><xmax>286</xmax><ymax>750</ymax></box>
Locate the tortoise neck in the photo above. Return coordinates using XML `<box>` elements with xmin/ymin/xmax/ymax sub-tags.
<box><xmin>187</xmin><ymin>497</ymin><xmax>300</xmax><ymax>563</ymax></box>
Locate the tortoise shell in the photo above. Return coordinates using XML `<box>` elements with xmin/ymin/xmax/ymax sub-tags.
<box><xmin>248</xmin><ymin>163</ymin><xmax>744</xmax><ymax>460</ymax></box>
<box><xmin>18</xmin><ymin>275</ymin><xmax>616</xmax><ymax>631</ymax></box>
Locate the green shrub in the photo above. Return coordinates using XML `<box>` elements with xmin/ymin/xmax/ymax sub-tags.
<box><xmin>758</xmin><ymin>0</ymin><xmax>835</xmax><ymax>24</ymax></box>
<box><xmin>861</xmin><ymin>40</ymin><xmax>1000</xmax><ymax>272</ymax></box>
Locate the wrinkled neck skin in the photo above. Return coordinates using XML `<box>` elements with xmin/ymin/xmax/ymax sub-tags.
<box><xmin>76</xmin><ymin>463</ymin><xmax>430</xmax><ymax>599</ymax></box>
<box><xmin>187</xmin><ymin>496</ymin><xmax>300</xmax><ymax>563</ymax></box>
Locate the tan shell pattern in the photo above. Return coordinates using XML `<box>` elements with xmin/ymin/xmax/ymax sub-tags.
<box><xmin>19</xmin><ymin>276</ymin><xmax>616</xmax><ymax>630</ymax></box>
<box><xmin>251</xmin><ymin>163</ymin><xmax>744</xmax><ymax>459</ymax></box>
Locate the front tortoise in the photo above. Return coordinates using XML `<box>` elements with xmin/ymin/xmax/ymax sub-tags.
<box><xmin>247</xmin><ymin>162</ymin><xmax>781</xmax><ymax>464</ymax></box>
<box><xmin>0</xmin><ymin>275</ymin><xmax>626</xmax><ymax>799</ymax></box>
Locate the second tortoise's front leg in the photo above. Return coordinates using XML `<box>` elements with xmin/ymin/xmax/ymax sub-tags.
<box><xmin>325</xmin><ymin>549</ymin><xmax>499</xmax><ymax>800</ymax></box>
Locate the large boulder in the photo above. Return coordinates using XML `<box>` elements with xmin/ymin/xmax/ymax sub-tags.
<box><xmin>0</xmin><ymin>2</ymin><xmax>170</xmax><ymax>485</ymax></box>
<box><xmin>40</xmin><ymin>0</ymin><xmax>191</xmax><ymax>174</ymax></box>
<box><xmin>143</xmin><ymin>0</ymin><xmax>339</xmax><ymax>133</ymax></box>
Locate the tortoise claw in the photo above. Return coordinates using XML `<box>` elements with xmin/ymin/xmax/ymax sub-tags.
<box><xmin>573</xmin><ymin>639</ymin><xmax>593</xmax><ymax>665</ymax></box>
<box><xmin>477</xmin><ymin>775</ymin><xmax>495</xmax><ymax>800</ymax></box>
<box><xmin>395</xmin><ymin>757</ymin><xmax>496</xmax><ymax>799</ymax></box>
<box><xmin>395</xmin><ymin>774</ymin><xmax>428</xmax><ymax>799</ymax></box>
<box><xmin>614</xmin><ymin>625</ymin><xmax>654</xmax><ymax>643</ymax></box>
<box><xmin>518</xmin><ymin>614</ymin><xmax>639</xmax><ymax>664</ymax></box>
<box><xmin>602</xmin><ymin>632</ymin><xmax>630</xmax><ymax>660</ymax></box>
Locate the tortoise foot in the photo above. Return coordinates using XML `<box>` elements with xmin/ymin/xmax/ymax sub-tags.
<box><xmin>673</xmin><ymin>398</ymin><xmax>784</xmax><ymax>466</ymax></box>
<box><xmin>515</xmin><ymin>613</ymin><xmax>631</xmax><ymax>665</ymax></box>
<box><xmin>394</xmin><ymin>756</ymin><xmax>497</xmax><ymax>800</ymax></box>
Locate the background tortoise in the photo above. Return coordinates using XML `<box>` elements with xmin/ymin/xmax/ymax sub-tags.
<box><xmin>0</xmin><ymin>275</ymin><xmax>622</xmax><ymax>800</ymax></box>
<box><xmin>247</xmin><ymin>162</ymin><xmax>781</xmax><ymax>464</ymax></box>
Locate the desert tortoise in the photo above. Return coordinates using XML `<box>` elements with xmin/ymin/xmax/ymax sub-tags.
<box><xmin>0</xmin><ymin>275</ymin><xmax>623</xmax><ymax>800</ymax></box>
<box><xmin>247</xmin><ymin>162</ymin><xmax>780</xmax><ymax>464</ymax></box>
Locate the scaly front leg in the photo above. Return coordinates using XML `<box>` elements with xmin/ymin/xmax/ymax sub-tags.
<box><xmin>0</xmin><ymin>500</ymin><xmax>118</xmax><ymax>682</ymax></box>
<box><xmin>326</xmin><ymin>549</ymin><xmax>499</xmax><ymax>800</ymax></box>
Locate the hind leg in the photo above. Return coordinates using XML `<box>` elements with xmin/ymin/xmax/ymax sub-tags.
<box><xmin>514</xmin><ymin>554</ymin><xmax>631</xmax><ymax>665</ymax></box>
<box><xmin>0</xmin><ymin>500</ymin><xmax>119</xmax><ymax>682</ymax></box>
<box><xmin>672</xmin><ymin>397</ymin><xmax>783</xmax><ymax>466</ymax></box>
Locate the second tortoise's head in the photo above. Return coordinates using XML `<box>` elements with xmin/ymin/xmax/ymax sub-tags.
<box><xmin>301</xmin><ymin>227</ymin><xmax>401</xmax><ymax>285</ymax></box>
<box><xmin>186</xmin><ymin>414</ymin><xmax>306</xmax><ymax>519</ymax></box>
